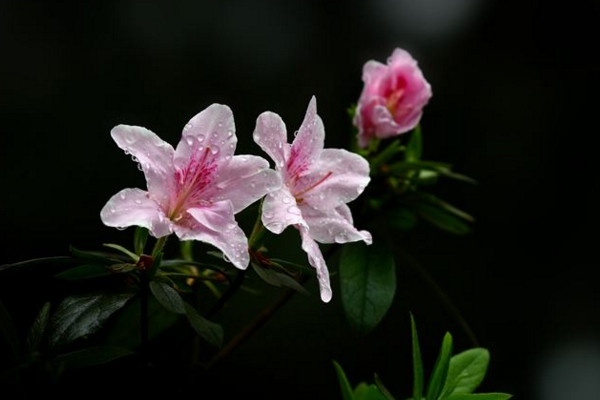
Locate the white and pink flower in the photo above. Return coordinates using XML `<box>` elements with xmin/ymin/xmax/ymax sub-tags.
<box><xmin>354</xmin><ymin>48</ymin><xmax>432</xmax><ymax>148</ymax></box>
<box><xmin>253</xmin><ymin>97</ymin><xmax>372</xmax><ymax>302</ymax></box>
<box><xmin>101</xmin><ymin>104</ymin><xmax>280</xmax><ymax>270</ymax></box>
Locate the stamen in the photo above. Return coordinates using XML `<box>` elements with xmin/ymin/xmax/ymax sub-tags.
<box><xmin>292</xmin><ymin>171</ymin><xmax>333</xmax><ymax>200</ymax></box>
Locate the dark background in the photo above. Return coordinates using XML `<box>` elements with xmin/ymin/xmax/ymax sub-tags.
<box><xmin>1</xmin><ymin>1</ymin><xmax>599</xmax><ymax>398</ymax></box>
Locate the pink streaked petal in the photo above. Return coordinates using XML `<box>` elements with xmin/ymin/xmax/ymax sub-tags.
<box><xmin>110</xmin><ymin>125</ymin><xmax>175</xmax><ymax>207</ymax></box>
<box><xmin>362</xmin><ymin>60</ymin><xmax>387</xmax><ymax>88</ymax></box>
<box><xmin>174</xmin><ymin>104</ymin><xmax>237</xmax><ymax>171</ymax></box>
<box><xmin>301</xmin><ymin>204</ymin><xmax>372</xmax><ymax>245</ymax></box>
<box><xmin>298</xmin><ymin>225</ymin><xmax>332</xmax><ymax>303</ymax></box>
<box><xmin>210</xmin><ymin>155</ymin><xmax>282</xmax><ymax>213</ymax></box>
<box><xmin>302</xmin><ymin>149</ymin><xmax>370</xmax><ymax>211</ymax></box>
<box><xmin>174</xmin><ymin>201</ymin><xmax>249</xmax><ymax>270</ymax></box>
<box><xmin>100</xmin><ymin>188</ymin><xmax>172</xmax><ymax>237</ymax></box>
<box><xmin>253</xmin><ymin>111</ymin><xmax>290</xmax><ymax>169</ymax></box>
<box><xmin>288</xmin><ymin>96</ymin><xmax>325</xmax><ymax>178</ymax></box>
<box><xmin>261</xmin><ymin>187</ymin><xmax>307</xmax><ymax>234</ymax></box>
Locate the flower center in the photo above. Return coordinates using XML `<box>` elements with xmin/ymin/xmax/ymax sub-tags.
<box><xmin>291</xmin><ymin>171</ymin><xmax>333</xmax><ymax>203</ymax></box>
<box><xmin>386</xmin><ymin>87</ymin><xmax>405</xmax><ymax>115</ymax></box>
<box><xmin>169</xmin><ymin>146</ymin><xmax>217</xmax><ymax>220</ymax></box>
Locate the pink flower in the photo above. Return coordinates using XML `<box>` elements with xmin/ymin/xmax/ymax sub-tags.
<box><xmin>354</xmin><ymin>48</ymin><xmax>432</xmax><ymax>148</ymax></box>
<box><xmin>101</xmin><ymin>104</ymin><xmax>281</xmax><ymax>270</ymax></box>
<box><xmin>253</xmin><ymin>97</ymin><xmax>372</xmax><ymax>302</ymax></box>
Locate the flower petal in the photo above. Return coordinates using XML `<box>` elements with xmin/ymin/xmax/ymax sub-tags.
<box><xmin>288</xmin><ymin>96</ymin><xmax>325</xmax><ymax>177</ymax></box>
<box><xmin>110</xmin><ymin>125</ymin><xmax>175</xmax><ymax>207</ymax></box>
<box><xmin>301</xmin><ymin>204</ymin><xmax>372</xmax><ymax>245</ymax></box>
<box><xmin>100</xmin><ymin>188</ymin><xmax>172</xmax><ymax>237</ymax></box>
<box><xmin>301</xmin><ymin>149</ymin><xmax>370</xmax><ymax>211</ymax></box>
<box><xmin>210</xmin><ymin>155</ymin><xmax>281</xmax><ymax>213</ymax></box>
<box><xmin>298</xmin><ymin>225</ymin><xmax>332</xmax><ymax>303</ymax></box>
<box><xmin>261</xmin><ymin>187</ymin><xmax>307</xmax><ymax>234</ymax></box>
<box><xmin>362</xmin><ymin>60</ymin><xmax>387</xmax><ymax>88</ymax></box>
<box><xmin>174</xmin><ymin>104</ymin><xmax>237</xmax><ymax>170</ymax></box>
<box><xmin>253</xmin><ymin>111</ymin><xmax>290</xmax><ymax>169</ymax></box>
<box><xmin>173</xmin><ymin>201</ymin><xmax>249</xmax><ymax>270</ymax></box>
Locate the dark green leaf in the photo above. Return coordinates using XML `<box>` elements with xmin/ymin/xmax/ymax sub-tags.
<box><xmin>387</xmin><ymin>207</ymin><xmax>418</xmax><ymax>232</ymax></box>
<box><xmin>184</xmin><ymin>303</ymin><xmax>223</xmax><ymax>347</ymax></box>
<box><xmin>406</xmin><ymin>125</ymin><xmax>422</xmax><ymax>161</ymax></box>
<box><xmin>411</xmin><ymin>314</ymin><xmax>424</xmax><ymax>400</ymax></box>
<box><xmin>134</xmin><ymin>227</ymin><xmax>149</xmax><ymax>255</ymax></box>
<box><xmin>251</xmin><ymin>262</ymin><xmax>309</xmax><ymax>295</ymax></box>
<box><xmin>55</xmin><ymin>264</ymin><xmax>112</xmax><ymax>280</ymax></box>
<box><xmin>103</xmin><ymin>243</ymin><xmax>138</xmax><ymax>262</ymax></box>
<box><xmin>411</xmin><ymin>192</ymin><xmax>475</xmax><ymax>222</ymax></box>
<box><xmin>340</xmin><ymin>242</ymin><xmax>396</xmax><ymax>334</ymax></box>
<box><xmin>149</xmin><ymin>281</ymin><xmax>185</xmax><ymax>314</ymax></box>
<box><xmin>108</xmin><ymin>263</ymin><xmax>138</xmax><ymax>274</ymax></box>
<box><xmin>69</xmin><ymin>246</ymin><xmax>125</xmax><ymax>265</ymax></box>
<box><xmin>49</xmin><ymin>293</ymin><xmax>133</xmax><ymax>349</ymax></box>
<box><xmin>354</xmin><ymin>383</ymin><xmax>388</xmax><ymax>400</ymax></box>
<box><xmin>333</xmin><ymin>360</ymin><xmax>354</xmax><ymax>400</ymax></box>
<box><xmin>447</xmin><ymin>394</ymin><xmax>512</xmax><ymax>400</ymax></box>
<box><xmin>0</xmin><ymin>299</ymin><xmax>19</xmax><ymax>359</ymax></box>
<box><xmin>416</xmin><ymin>204</ymin><xmax>471</xmax><ymax>235</ymax></box>
<box><xmin>371</xmin><ymin>139</ymin><xmax>402</xmax><ymax>171</ymax></box>
<box><xmin>54</xmin><ymin>346</ymin><xmax>134</xmax><ymax>369</ymax></box>
<box><xmin>374</xmin><ymin>373</ymin><xmax>395</xmax><ymax>400</ymax></box>
<box><xmin>442</xmin><ymin>348</ymin><xmax>490</xmax><ymax>396</ymax></box>
<box><xmin>426</xmin><ymin>332</ymin><xmax>454</xmax><ymax>400</ymax></box>
<box><xmin>26</xmin><ymin>302</ymin><xmax>51</xmax><ymax>353</ymax></box>
<box><xmin>269</xmin><ymin>258</ymin><xmax>316</xmax><ymax>275</ymax></box>
<box><xmin>0</xmin><ymin>256</ymin><xmax>75</xmax><ymax>273</ymax></box>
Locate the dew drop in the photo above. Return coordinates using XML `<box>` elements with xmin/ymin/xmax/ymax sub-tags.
<box><xmin>110</xmin><ymin>207</ymin><xmax>116</xmax><ymax>213</ymax></box>
<box><xmin>293</xmin><ymin>130</ymin><xmax>299</xmax><ymax>137</ymax></box>
<box><xmin>335</xmin><ymin>232</ymin><xmax>348</xmax><ymax>243</ymax></box>
<box><xmin>186</xmin><ymin>137</ymin><xmax>194</xmax><ymax>146</ymax></box>
<box><xmin>212</xmin><ymin>131</ymin><xmax>218</xmax><ymax>138</ymax></box>
<box><xmin>250</xmin><ymin>181</ymin><xmax>256</xmax><ymax>188</ymax></box>
<box><xmin>282</xmin><ymin>196</ymin><xmax>291</xmax><ymax>204</ymax></box>
<box><xmin>357</xmin><ymin>184</ymin><xmax>366</xmax><ymax>194</ymax></box>
<box><xmin>197</xmin><ymin>134</ymin><xmax>205</xmax><ymax>143</ymax></box>
<box><xmin>210</xmin><ymin>145</ymin><xmax>220</xmax><ymax>155</ymax></box>
<box><xmin>227</xmin><ymin>130</ymin><xmax>233</xmax><ymax>138</ymax></box>
<box><xmin>134</xmin><ymin>199</ymin><xmax>142</xmax><ymax>205</ymax></box>
<box><xmin>125</xmin><ymin>135</ymin><xmax>135</xmax><ymax>144</ymax></box>
<box><xmin>116</xmin><ymin>226</ymin><xmax>126</xmax><ymax>231</ymax></box>
<box><xmin>278</xmin><ymin>142</ymin><xmax>282</xmax><ymax>149</ymax></box>
<box><xmin>131</xmin><ymin>155</ymin><xmax>138</xmax><ymax>162</ymax></box>
<box><xmin>287</xmin><ymin>206</ymin><xmax>301</xmax><ymax>215</ymax></box>
<box><xmin>267</xmin><ymin>222</ymin><xmax>283</xmax><ymax>232</ymax></box>
<box><xmin>229</xmin><ymin>143</ymin><xmax>234</xmax><ymax>149</ymax></box>
<box><xmin>223</xmin><ymin>253</ymin><xmax>231</xmax><ymax>263</ymax></box>
<box><xmin>263</xmin><ymin>211</ymin><xmax>273</xmax><ymax>219</ymax></box>
<box><xmin>218</xmin><ymin>122</ymin><xmax>223</xmax><ymax>128</ymax></box>
<box><xmin>137</xmin><ymin>163</ymin><xmax>143</xmax><ymax>171</ymax></box>
<box><xmin>253</xmin><ymin>132</ymin><xmax>260</xmax><ymax>141</ymax></box>
<box><xmin>119</xmin><ymin>193</ymin><xmax>126</xmax><ymax>200</ymax></box>
<box><xmin>185</xmin><ymin>123</ymin><xmax>193</xmax><ymax>131</ymax></box>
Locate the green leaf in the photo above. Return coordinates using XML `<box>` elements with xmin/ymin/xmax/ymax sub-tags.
<box><xmin>387</xmin><ymin>207</ymin><xmax>418</xmax><ymax>232</ymax></box>
<box><xmin>103</xmin><ymin>243</ymin><xmax>138</xmax><ymax>262</ymax></box>
<box><xmin>426</xmin><ymin>332</ymin><xmax>454</xmax><ymax>400</ymax></box>
<box><xmin>251</xmin><ymin>262</ymin><xmax>309</xmax><ymax>295</ymax></box>
<box><xmin>69</xmin><ymin>246</ymin><xmax>124</xmax><ymax>265</ymax></box>
<box><xmin>340</xmin><ymin>242</ymin><xmax>396</xmax><ymax>334</ymax></box>
<box><xmin>134</xmin><ymin>227</ymin><xmax>149</xmax><ymax>255</ymax></box>
<box><xmin>55</xmin><ymin>264</ymin><xmax>112</xmax><ymax>280</ymax></box>
<box><xmin>371</xmin><ymin>139</ymin><xmax>402</xmax><ymax>171</ymax></box>
<box><xmin>374</xmin><ymin>373</ymin><xmax>395</xmax><ymax>400</ymax></box>
<box><xmin>0</xmin><ymin>256</ymin><xmax>75</xmax><ymax>273</ymax></box>
<box><xmin>25</xmin><ymin>302</ymin><xmax>51</xmax><ymax>353</ymax></box>
<box><xmin>406</xmin><ymin>125</ymin><xmax>422</xmax><ymax>161</ymax></box>
<box><xmin>442</xmin><ymin>348</ymin><xmax>490</xmax><ymax>396</ymax></box>
<box><xmin>54</xmin><ymin>346</ymin><xmax>134</xmax><ymax>369</ymax></box>
<box><xmin>149</xmin><ymin>281</ymin><xmax>185</xmax><ymax>314</ymax></box>
<box><xmin>0</xmin><ymin>299</ymin><xmax>19</xmax><ymax>359</ymax></box>
<box><xmin>447</xmin><ymin>394</ymin><xmax>512</xmax><ymax>400</ymax></box>
<box><xmin>49</xmin><ymin>293</ymin><xmax>133</xmax><ymax>349</ymax></box>
<box><xmin>184</xmin><ymin>303</ymin><xmax>223</xmax><ymax>347</ymax></box>
<box><xmin>416</xmin><ymin>204</ymin><xmax>471</xmax><ymax>235</ymax></box>
<box><xmin>333</xmin><ymin>360</ymin><xmax>354</xmax><ymax>400</ymax></box>
<box><xmin>411</xmin><ymin>314</ymin><xmax>424</xmax><ymax>400</ymax></box>
<box><xmin>354</xmin><ymin>383</ymin><xmax>388</xmax><ymax>400</ymax></box>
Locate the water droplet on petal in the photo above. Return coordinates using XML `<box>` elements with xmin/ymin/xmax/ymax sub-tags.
<box><xmin>134</xmin><ymin>199</ymin><xmax>142</xmax><ymax>205</ymax></box>
<box><xmin>185</xmin><ymin>123</ymin><xmax>193</xmax><ymax>131</ymax></box>
<box><xmin>186</xmin><ymin>137</ymin><xmax>194</xmax><ymax>146</ymax></box>
<box><xmin>119</xmin><ymin>193</ymin><xmax>126</xmax><ymax>200</ymax></box>
<box><xmin>335</xmin><ymin>232</ymin><xmax>348</xmax><ymax>243</ymax></box>
<box><xmin>116</xmin><ymin>226</ymin><xmax>126</xmax><ymax>231</ymax></box>
<box><xmin>227</xmin><ymin>130</ymin><xmax>233</xmax><ymax>138</ymax></box>
<box><xmin>250</xmin><ymin>181</ymin><xmax>256</xmax><ymax>188</ymax></box>
<box><xmin>263</xmin><ymin>211</ymin><xmax>273</xmax><ymax>219</ymax></box>
<box><xmin>293</xmin><ymin>130</ymin><xmax>299</xmax><ymax>137</ymax></box>
<box><xmin>110</xmin><ymin>207</ymin><xmax>116</xmax><ymax>213</ymax></box>
<box><xmin>253</xmin><ymin>132</ymin><xmax>260</xmax><ymax>141</ymax></box>
<box><xmin>125</xmin><ymin>134</ymin><xmax>135</xmax><ymax>144</ymax></box>
<box><xmin>229</xmin><ymin>143</ymin><xmax>234</xmax><ymax>149</ymax></box>
<box><xmin>357</xmin><ymin>184</ymin><xmax>366</xmax><ymax>194</ymax></box>
<box><xmin>287</xmin><ymin>206</ymin><xmax>301</xmax><ymax>215</ymax></box>
<box><xmin>212</xmin><ymin>131</ymin><xmax>218</xmax><ymax>138</ymax></box>
<box><xmin>282</xmin><ymin>196</ymin><xmax>291</xmax><ymax>204</ymax></box>
<box><xmin>223</xmin><ymin>253</ymin><xmax>231</xmax><ymax>263</ymax></box>
<box><xmin>267</xmin><ymin>222</ymin><xmax>283</xmax><ymax>232</ymax></box>
<box><xmin>278</xmin><ymin>142</ymin><xmax>282</xmax><ymax>149</ymax></box>
<box><xmin>211</xmin><ymin>145</ymin><xmax>220</xmax><ymax>155</ymax></box>
<box><xmin>218</xmin><ymin>122</ymin><xmax>223</xmax><ymax>128</ymax></box>
<box><xmin>197</xmin><ymin>134</ymin><xmax>205</xmax><ymax>143</ymax></box>
<box><xmin>137</xmin><ymin>163</ymin><xmax>143</xmax><ymax>171</ymax></box>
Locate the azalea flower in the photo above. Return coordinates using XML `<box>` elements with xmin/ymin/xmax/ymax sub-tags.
<box><xmin>253</xmin><ymin>97</ymin><xmax>372</xmax><ymax>302</ymax></box>
<box><xmin>354</xmin><ymin>48</ymin><xmax>432</xmax><ymax>148</ymax></box>
<box><xmin>101</xmin><ymin>104</ymin><xmax>281</xmax><ymax>270</ymax></box>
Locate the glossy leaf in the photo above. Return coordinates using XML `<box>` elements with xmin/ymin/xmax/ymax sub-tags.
<box><xmin>54</xmin><ymin>346</ymin><xmax>134</xmax><ymax>369</ymax></box>
<box><xmin>333</xmin><ymin>360</ymin><xmax>354</xmax><ymax>400</ymax></box>
<box><xmin>251</xmin><ymin>262</ymin><xmax>309</xmax><ymax>295</ymax></box>
<box><xmin>149</xmin><ymin>281</ymin><xmax>185</xmax><ymax>314</ymax></box>
<box><xmin>69</xmin><ymin>246</ymin><xmax>124</xmax><ymax>265</ymax></box>
<box><xmin>411</xmin><ymin>314</ymin><xmax>424</xmax><ymax>400</ymax></box>
<box><xmin>426</xmin><ymin>332</ymin><xmax>454</xmax><ymax>400</ymax></box>
<box><xmin>442</xmin><ymin>348</ymin><xmax>490</xmax><ymax>396</ymax></box>
<box><xmin>340</xmin><ymin>242</ymin><xmax>396</xmax><ymax>334</ymax></box>
<box><xmin>354</xmin><ymin>383</ymin><xmax>388</xmax><ymax>400</ymax></box>
<box><xmin>374</xmin><ymin>373</ymin><xmax>395</xmax><ymax>400</ymax></box>
<box><xmin>447</xmin><ymin>394</ymin><xmax>512</xmax><ymax>400</ymax></box>
<box><xmin>134</xmin><ymin>227</ymin><xmax>149</xmax><ymax>255</ymax></box>
<box><xmin>55</xmin><ymin>264</ymin><xmax>112</xmax><ymax>280</ymax></box>
<box><xmin>405</xmin><ymin>125</ymin><xmax>422</xmax><ymax>161</ymax></box>
<box><xmin>184</xmin><ymin>303</ymin><xmax>223</xmax><ymax>348</ymax></box>
<box><xmin>103</xmin><ymin>243</ymin><xmax>138</xmax><ymax>262</ymax></box>
<box><xmin>25</xmin><ymin>302</ymin><xmax>51</xmax><ymax>353</ymax></box>
<box><xmin>49</xmin><ymin>293</ymin><xmax>133</xmax><ymax>349</ymax></box>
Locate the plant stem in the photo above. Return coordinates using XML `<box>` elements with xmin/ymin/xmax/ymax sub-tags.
<box><xmin>207</xmin><ymin>269</ymin><xmax>246</xmax><ymax>318</ymax></box>
<box><xmin>152</xmin><ymin>236</ymin><xmax>168</xmax><ymax>259</ymax></box>
<box><xmin>248</xmin><ymin>201</ymin><xmax>266</xmax><ymax>250</ymax></box>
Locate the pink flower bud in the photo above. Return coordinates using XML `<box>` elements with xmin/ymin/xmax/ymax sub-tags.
<box><xmin>354</xmin><ymin>48</ymin><xmax>432</xmax><ymax>148</ymax></box>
